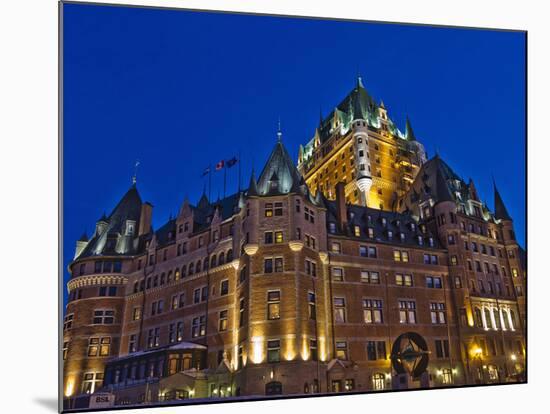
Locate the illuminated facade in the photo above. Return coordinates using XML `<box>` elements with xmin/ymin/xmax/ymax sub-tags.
<box><xmin>297</xmin><ymin>76</ymin><xmax>427</xmax><ymax>209</ymax></box>
<box><xmin>63</xmin><ymin>79</ymin><xmax>526</xmax><ymax>409</ymax></box>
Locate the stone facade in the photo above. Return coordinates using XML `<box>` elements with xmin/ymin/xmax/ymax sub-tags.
<box><xmin>63</xmin><ymin>79</ymin><xmax>526</xmax><ymax>409</ymax></box>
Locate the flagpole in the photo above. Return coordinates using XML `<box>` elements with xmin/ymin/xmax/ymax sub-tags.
<box><xmin>208</xmin><ymin>164</ymin><xmax>212</xmax><ymax>202</ymax></box>
<box><xmin>238</xmin><ymin>150</ymin><xmax>242</xmax><ymax>193</ymax></box>
<box><xmin>223</xmin><ymin>163</ymin><xmax>227</xmax><ymax>199</ymax></box>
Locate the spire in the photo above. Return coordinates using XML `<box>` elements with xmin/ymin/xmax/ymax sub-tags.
<box><xmin>380</xmin><ymin>100</ymin><xmax>386</xmax><ymax>109</ymax></box>
<box><xmin>277</xmin><ymin>118</ymin><xmax>282</xmax><ymax>142</ymax></box>
<box><xmin>256</xmin><ymin>140</ymin><xmax>303</xmax><ymax>196</ymax></box>
<box><xmin>78</xmin><ymin>231</ymin><xmax>88</xmax><ymax>242</ymax></box>
<box><xmin>198</xmin><ymin>191</ymin><xmax>209</xmax><ymax>210</ymax></box>
<box><xmin>405</xmin><ymin>117</ymin><xmax>417</xmax><ymax>141</ymax></box>
<box><xmin>493</xmin><ymin>179</ymin><xmax>512</xmax><ymax>221</ymax></box>
<box><xmin>98</xmin><ymin>211</ymin><xmax>107</xmax><ymax>222</ymax></box>
<box><xmin>247</xmin><ymin>169</ymin><xmax>259</xmax><ymax>196</ymax></box>
<box><xmin>319</xmin><ymin>107</ymin><xmax>323</xmax><ymax>126</ymax></box>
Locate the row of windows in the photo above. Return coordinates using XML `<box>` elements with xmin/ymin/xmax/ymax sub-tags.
<box><xmin>75</xmin><ymin>260</ymin><xmax>122</xmax><ymax>276</ymax></box>
<box><xmin>466</xmin><ymin>259</ymin><xmax>517</xmax><ymax>279</ymax></box>
<box><xmin>133</xmin><ymin>251</ymin><xmax>234</xmax><ymax>293</ymax></box>
<box><xmin>333</xmin><ymin>298</ymin><xmax>447</xmax><ymax>326</ymax></box>
<box><xmin>139</xmin><ymin>243</ymin><xmax>234</xmax><ymax>270</ymax></box>
<box><xmin>330</xmin><ymin>243</ymin><xmax>440</xmax><ymax>264</ymax></box>
<box><xmin>131</xmin><ymin>281</ymin><xmax>230</xmax><ymax>323</ymax></box>
<box><xmin>63</xmin><ymin>309</ymin><xmax>115</xmax><ymax>330</ymax></box>
<box><xmin>329</xmin><ymin>224</ymin><xmax>436</xmax><ymax>248</ymax></box>
<box><xmin>331</xmin><ymin>268</ymin><xmax>445</xmax><ymax>288</ymax></box>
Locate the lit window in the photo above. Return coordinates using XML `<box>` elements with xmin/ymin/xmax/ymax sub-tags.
<box><xmin>219</xmin><ymin>310</ymin><xmax>228</xmax><ymax>331</ymax></box>
<box><xmin>398</xmin><ymin>301</ymin><xmax>416</xmax><ymax>324</ymax></box>
<box><xmin>331</xmin><ymin>242</ymin><xmax>341</xmax><ymax>254</ymax></box>
<box><xmin>430</xmin><ymin>303</ymin><xmax>446</xmax><ymax>324</ymax></box>
<box><xmin>267</xmin><ymin>340</ymin><xmax>281</xmax><ymax>363</ymax></box>
<box><xmin>192</xmin><ymin>316</ymin><xmax>206</xmax><ymax>338</ymax></box>
<box><xmin>267</xmin><ymin>291</ymin><xmax>281</xmax><ymax>320</ymax></box>
<box><xmin>335</xmin><ymin>341</ymin><xmax>348</xmax><ymax>360</ymax></box>
<box><xmin>332</xmin><ymin>267</ymin><xmax>344</xmax><ymax>281</ymax></box>
<box><xmin>81</xmin><ymin>372</ymin><xmax>104</xmax><ymax>394</ymax></box>
<box><xmin>396</xmin><ymin>274</ymin><xmax>413</xmax><ymax>286</ymax></box>
<box><xmin>372</xmin><ymin>373</ymin><xmax>386</xmax><ymax>390</ymax></box>
<box><xmin>361</xmin><ymin>270</ymin><xmax>380</xmax><ymax>284</ymax></box>
<box><xmin>363</xmin><ymin>299</ymin><xmax>383</xmax><ymax>323</ymax></box>
<box><xmin>334</xmin><ymin>298</ymin><xmax>346</xmax><ymax>323</ymax></box>
<box><xmin>275</xmin><ymin>231</ymin><xmax>283</xmax><ymax>243</ymax></box>
<box><xmin>354</xmin><ymin>226</ymin><xmax>361</xmax><ymax>237</ymax></box>
<box><xmin>87</xmin><ymin>337</ymin><xmax>111</xmax><ymax>357</ymax></box>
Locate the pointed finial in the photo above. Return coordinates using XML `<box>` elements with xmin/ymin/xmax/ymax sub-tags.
<box><xmin>132</xmin><ymin>159</ymin><xmax>140</xmax><ymax>185</ymax></box>
<box><xmin>277</xmin><ymin>117</ymin><xmax>282</xmax><ymax>142</ymax></box>
<box><xmin>356</xmin><ymin>72</ymin><xmax>364</xmax><ymax>89</ymax></box>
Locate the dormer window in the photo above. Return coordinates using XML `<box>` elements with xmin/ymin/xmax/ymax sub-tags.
<box><xmin>329</xmin><ymin>222</ymin><xmax>337</xmax><ymax>234</ymax></box>
<box><xmin>428</xmin><ymin>237</ymin><xmax>434</xmax><ymax>247</ymax></box>
<box><xmin>381</xmin><ymin>217</ymin><xmax>387</xmax><ymax>227</ymax></box>
<box><xmin>417</xmin><ymin>236</ymin><xmax>424</xmax><ymax>245</ymax></box>
<box><xmin>410</xmin><ymin>223</ymin><xmax>416</xmax><ymax>231</ymax></box>
<box><xmin>387</xmin><ymin>230</ymin><xmax>393</xmax><ymax>239</ymax></box>
<box><xmin>125</xmin><ymin>220</ymin><xmax>136</xmax><ymax>236</ymax></box>
<box><xmin>400</xmin><ymin>233</ymin><xmax>405</xmax><ymax>242</ymax></box>
<box><xmin>354</xmin><ymin>226</ymin><xmax>361</xmax><ymax>237</ymax></box>
<box><xmin>367</xmin><ymin>228</ymin><xmax>374</xmax><ymax>238</ymax></box>
<box><xmin>184</xmin><ymin>222</ymin><xmax>189</xmax><ymax>232</ymax></box>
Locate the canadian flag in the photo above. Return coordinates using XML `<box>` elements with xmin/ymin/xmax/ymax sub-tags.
<box><xmin>215</xmin><ymin>160</ymin><xmax>225</xmax><ymax>170</ymax></box>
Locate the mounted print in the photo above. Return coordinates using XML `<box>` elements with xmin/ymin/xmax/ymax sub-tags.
<box><xmin>60</xmin><ymin>1</ymin><xmax>527</xmax><ymax>411</ymax></box>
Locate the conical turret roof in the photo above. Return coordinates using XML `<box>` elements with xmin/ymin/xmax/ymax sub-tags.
<box><xmin>493</xmin><ymin>180</ymin><xmax>512</xmax><ymax>221</ymax></box>
<box><xmin>256</xmin><ymin>141</ymin><xmax>303</xmax><ymax>196</ymax></box>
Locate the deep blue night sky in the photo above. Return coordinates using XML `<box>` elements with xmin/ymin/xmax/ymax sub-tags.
<box><xmin>62</xmin><ymin>3</ymin><xmax>526</xmax><ymax>301</ymax></box>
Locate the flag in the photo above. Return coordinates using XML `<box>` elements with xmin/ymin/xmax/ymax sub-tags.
<box><xmin>215</xmin><ymin>160</ymin><xmax>225</xmax><ymax>171</ymax></box>
<box><xmin>201</xmin><ymin>166</ymin><xmax>210</xmax><ymax>177</ymax></box>
<box><xmin>226</xmin><ymin>157</ymin><xmax>238</xmax><ymax>168</ymax></box>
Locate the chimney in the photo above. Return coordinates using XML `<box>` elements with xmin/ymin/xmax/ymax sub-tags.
<box><xmin>139</xmin><ymin>202</ymin><xmax>153</xmax><ymax>236</ymax></box>
<box><xmin>335</xmin><ymin>182</ymin><xmax>347</xmax><ymax>231</ymax></box>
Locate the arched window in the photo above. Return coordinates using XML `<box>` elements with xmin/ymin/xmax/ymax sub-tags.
<box><xmin>203</xmin><ymin>258</ymin><xmax>209</xmax><ymax>271</ymax></box>
<box><xmin>181</xmin><ymin>265</ymin><xmax>186</xmax><ymax>277</ymax></box>
<box><xmin>210</xmin><ymin>255</ymin><xmax>217</xmax><ymax>268</ymax></box>
<box><xmin>219</xmin><ymin>252</ymin><xmax>225</xmax><ymax>265</ymax></box>
<box><xmin>174</xmin><ymin>268</ymin><xmax>180</xmax><ymax>280</ymax></box>
<box><xmin>493</xmin><ymin>309</ymin><xmax>501</xmax><ymax>329</ymax></box>
<box><xmin>167</xmin><ymin>271</ymin><xmax>172</xmax><ymax>283</ymax></box>
<box><xmin>484</xmin><ymin>308</ymin><xmax>492</xmax><ymax>329</ymax></box>
<box><xmin>196</xmin><ymin>260</ymin><xmax>201</xmax><ymax>273</ymax></box>
<box><xmin>188</xmin><ymin>263</ymin><xmax>194</xmax><ymax>275</ymax></box>
<box><xmin>474</xmin><ymin>308</ymin><xmax>483</xmax><ymax>328</ymax></box>
<box><xmin>227</xmin><ymin>249</ymin><xmax>233</xmax><ymax>262</ymax></box>
<box><xmin>133</xmin><ymin>282</ymin><xmax>139</xmax><ymax>293</ymax></box>
<box><xmin>160</xmin><ymin>273</ymin><xmax>165</xmax><ymax>285</ymax></box>
<box><xmin>509</xmin><ymin>310</ymin><xmax>517</xmax><ymax>330</ymax></box>
<box><xmin>372</xmin><ymin>373</ymin><xmax>385</xmax><ymax>390</ymax></box>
